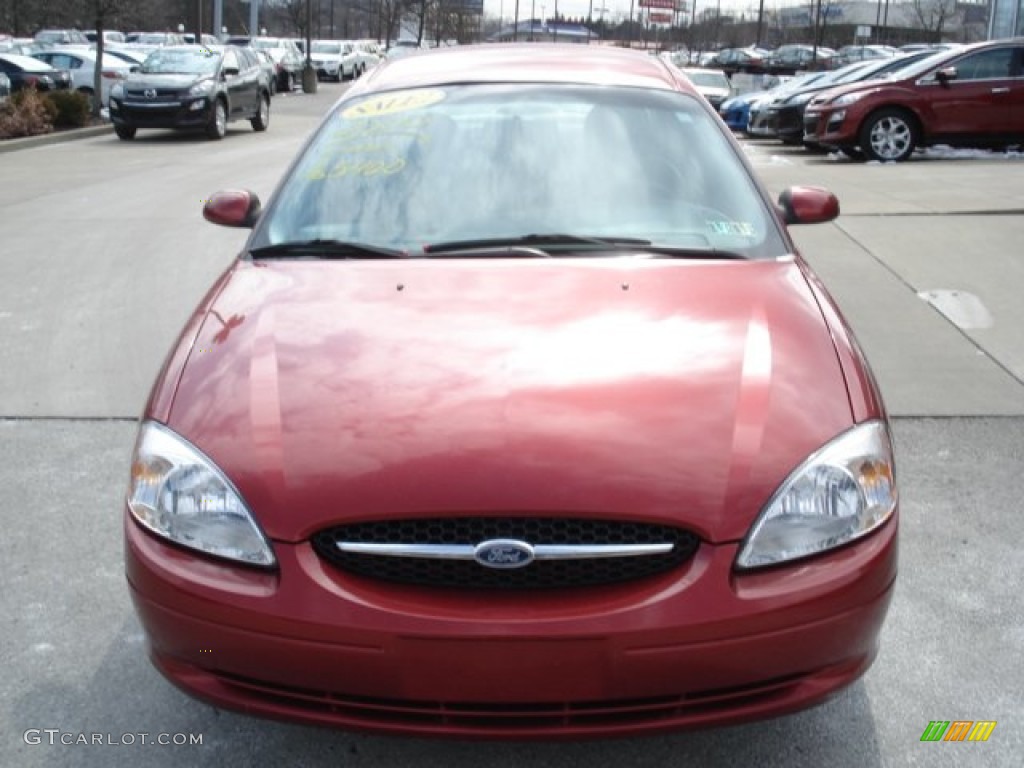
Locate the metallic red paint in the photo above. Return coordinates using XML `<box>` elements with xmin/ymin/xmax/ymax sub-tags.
<box><xmin>126</xmin><ymin>43</ymin><xmax>897</xmax><ymax>738</ymax></box>
<box><xmin>126</xmin><ymin>511</ymin><xmax>896</xmax><ymax>738</ymax></box>
<box><xmin>159</xmin><ymin>259</ymin><xmax>855</xmax><ymax>544</ymax></box>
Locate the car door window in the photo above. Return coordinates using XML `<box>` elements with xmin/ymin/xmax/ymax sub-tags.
<box><xmin>239</xmin><ymin>49</ymin><xmax>257</xmax><ymax>71</ymax></box>
<box><xmin>955</xmin><ymin>49</ymin><xmax>1014</xmax><ymax>81</ymax></box>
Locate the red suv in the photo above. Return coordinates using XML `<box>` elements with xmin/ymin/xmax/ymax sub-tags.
<box><xmin>803</xmin><ymin>39</ymin><xmax>1024</xmax><ymax>161</ymax></box>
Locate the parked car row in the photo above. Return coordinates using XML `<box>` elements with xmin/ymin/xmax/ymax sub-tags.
<box><xmin>226</xmin><ymin>36</ymin><xmax>304</xmax><ymax>92</ymax></box>
<box><xmin>30</xmin><ymin>48</ymin><xmax>133</xmax><ymax>106</ymax></box>
<box><xmin>309</xmin><ymin>39</ymin><xmax>380</xmax><ymax>81</ymax></box>
<box><xmin>0</xmin><ymin>52</ymin><xmax>72</xmax><ymax>94</ymax></box>
<box><xmin>691</xmin><ymin>41</ymin><xmax>961</xmax><ymax>77</ymax></box>
<box><xmin>721</xmin><ymin>38</ymin><xmax>1024</xmax><ymax>163</ymax></box>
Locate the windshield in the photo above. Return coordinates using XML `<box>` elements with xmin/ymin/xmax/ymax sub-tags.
<box><xmin>253</xmin><ymin>84</ymin><xmax>787</xmax><ymax>259</ymax></box>
<box><xmin>686</xmin><ymin>71</ymin><xmax>730</xmax><ymax>89</ymax></box>
<box><xmin>253</xmin><ymin>39</ymin><xmax>282</xmax><ymax>50</ymax></box>
<box><xmin>883</xmin><ymin>48</ymin><xmax>963</xmax><ymax>80</ymax></box>
<box><xmin>312</xmin><ymin>42</ymin><xmax>342</xmax><ymax>54</ymax></box>
<box><xmin>141</xmin><ymin>48</ymin><xmax>219</xmax><ymax>75</ymax></box>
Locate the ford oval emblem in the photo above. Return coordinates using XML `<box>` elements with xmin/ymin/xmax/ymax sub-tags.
<box><xmin>473</xmin><ymin>539</ymin><xmax>535</xmax><ymax>570</ymax></box>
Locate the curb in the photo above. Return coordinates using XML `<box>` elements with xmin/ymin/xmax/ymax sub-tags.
<box><xmin>0</xmin><ymin>123</ymin><xmax>114</xmax><ymax>154</ymax></box>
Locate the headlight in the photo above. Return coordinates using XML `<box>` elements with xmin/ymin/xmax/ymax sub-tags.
<box><xmin>833</xmin><ymin>92</ymin><xmax>866</xmax><ymax>107</ymax></box>
<box><xmin>785</xmin><ymin>91</ymin><xmax>816</xmax><ymax>106</ymax></box>
<box><xmin>188</xmin><ymin>79</ymin><xmax>215</xmax><ymax>97</ymax></box>
<box><xmin>127</xmin><ymin>421</ymin><xmax>276</xmax><ymax>567</ymax></box>
<box><xmin>736</xmin><ymin>421</ymin><xmax>896</xmax><ymax>569</ymax></box>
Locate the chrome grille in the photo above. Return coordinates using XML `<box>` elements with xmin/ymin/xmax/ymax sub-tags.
<box><xmin>312</xmin><ymin>518</ymin><xmax>700</xmax><ymax>589</ymax></box>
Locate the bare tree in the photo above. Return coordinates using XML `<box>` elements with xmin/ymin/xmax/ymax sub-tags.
<box><xmin>908</xmin><ymin>0</ymin><xmax>959</xmax><ymax>42</ymax></box>
<box><xmin>90</xmin><ymin>0</ymin><xmax>130</xmax><ymax>118</ymax></box>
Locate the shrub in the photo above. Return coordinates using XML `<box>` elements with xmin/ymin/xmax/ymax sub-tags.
<box><xmin>0</xmin><ymin>87</ymin><xmax>54</xmax><ymax>139</ymax></box>
<box><xmin>44</xmin><ymin>90</ymin><xmax>91</xmax><ymax>128</ymax></box>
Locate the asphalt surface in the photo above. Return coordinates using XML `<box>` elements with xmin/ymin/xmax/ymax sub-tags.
<box><xmin>1</xmin><ymin>78</ymin><xmax>1022</xmax><ymax>767</ymax></box>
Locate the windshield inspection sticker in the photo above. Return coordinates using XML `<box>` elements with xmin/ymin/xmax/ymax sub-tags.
<box><xmin>707</xmin><ymin>219</ymin><xmax>757</xmax><ymax>238</ymax></box>
<box><xmin>341</xmin><ymin>89</ymin><xmax>446</xmax><ymax>119</ymax></box>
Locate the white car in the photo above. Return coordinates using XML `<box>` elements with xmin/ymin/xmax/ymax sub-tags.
<box><xmin>31</xmin><ymin>48</ymin><xmax>133</xmax><ymax>106</ymax></box>
<box><xmin>310</xmin><ymin>40</ymin><xmax>357</xmax><ymax>81</ymax></box>
<box><xmin>348</xmin><ymin>39</ymin><xmax>381</xmax><ymax>77</ymax></box>
<box><xmin>679</xmin><ymin>68</ymin><xmax>733</xmax><ymax>111</ymax></box>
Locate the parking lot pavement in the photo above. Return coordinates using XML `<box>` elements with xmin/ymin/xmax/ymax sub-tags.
<box><xmin>745</xmin><ymin>140</ymin><xmax>1024</xmax><ymax>417</ymax></box>
<box><xmin>1</xmin><ymin>85</ymin><xmax>1022</xmax><ymax>767</ymax></box>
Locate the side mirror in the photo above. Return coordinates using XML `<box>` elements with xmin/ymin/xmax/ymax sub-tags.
<box><xmin>223</xmin><ymin>65</ymin><xmax>240</xmax><ymax>77</ymax></box>
<box><xmin>934</xmin><ymin>66</ymin><xmax>957</xmax><ymax>84</ymax></box>
<box><xmin>203</xmin><ymin>189</ymin><xmax>262</xmax><ymax>228</ymax></box>
<box><xmin>777</xmin><ymin>186</ymin><xmax>840</xmax><ymax>225</ymax></box>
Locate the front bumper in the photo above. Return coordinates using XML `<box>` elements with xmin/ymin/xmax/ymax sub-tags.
<box><xmin>803</xmin><ymin>107</ymin><xmax>857</xmax><ymax>146</ymax></box>
<box><xmin>746</xmin><ymin>108</ymin><xmax>776</xmax><ymax>137</ymax></box>
<box><xmin>768</xmin><ymin>105</ymin><xmax>806</xmax><ymax>142</ymax></box>
<box><xmin>126</xmin><ymin>509</ymin><xmax>897</xmax><ymax>738</ymax></box>
<box><xmin>110</xmin><ymin>95</ymin><xmax>213</xmax><ymax>131</ymax></box>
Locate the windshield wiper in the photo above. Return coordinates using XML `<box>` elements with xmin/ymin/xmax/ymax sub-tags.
<box><xmin>249</xmin><ymin>239</ymin><xmax>409</xmax><ymax>260</ymax></box>
<box><xmin>424</xmin><ymin>235</ymin><xmax>745</xmax><ymax>261</ymax></box>
<box><xmin>423</xmin><ymin>234</ymin><xmax>652</xmax><ymax>255</ymax></box>
<box><xmin>633</xmin><ymin>246</ymin><xmax>747</xmax><ymax>260</ymax></box>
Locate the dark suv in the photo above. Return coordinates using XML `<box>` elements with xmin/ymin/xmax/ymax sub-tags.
<box><xmin>109</xmin><ymin>45</ymin><xmax>270</xmax><ymax>141</ymax></box>
<box><xmin>803</xmin><ymin>39</ymin><xmax>1022</xmax><ymax>162</ymax></box>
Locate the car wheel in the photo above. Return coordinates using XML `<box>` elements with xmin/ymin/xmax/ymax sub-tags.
<box><xmin>206</xmin><ymin>99</ymin><xmax>227</xmax><ymax>140</ymax></box>
<box><xmin>860</xmin><ymin>108</ymin><xmax>917</xmax><ymax>162</ymax></box>
<box><xmin>114</xmin><ymin>124</ymin><xmax>136</xmax><ymax>140</ymax></box>
<box><xmin>283</xmin><ymin>71</ymin><xmax>293</xmax><ymax>92</ymax></box>
<box><xmin>251</xmin><ymin>93</ymin><xmax>270</xmax><ymax>132</ymax></box>
<box><xmin>269</xmin><ymin>77</ymin><xmax>277</xmax><ymax>96</ymax></box>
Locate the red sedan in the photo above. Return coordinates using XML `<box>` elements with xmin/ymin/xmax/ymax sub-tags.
<box><xmin>125</xmin><ymin>43</ymin><xmax>898</xmax><ymax>739</ymax></box>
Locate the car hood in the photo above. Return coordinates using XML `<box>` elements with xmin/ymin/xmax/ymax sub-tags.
<box><xmin>160</xmin><ymin>259</ymin><xmax>854</xmax><ymax>544</ymax></box>
<box><xmin>807</xmin><ymin>79</ymin><xmax>902</xmax><ymax>104</ymax></box>
<box><xmin>125</xmin><ymin>72</ymin><xmax>206</xmax><ymax>89</ymax></box>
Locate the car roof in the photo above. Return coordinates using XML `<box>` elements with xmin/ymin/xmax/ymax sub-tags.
<box><xmin>38</xmin><ymin>47</ymin><xmax>129</xmax><ymax>61</ymax></box>
<box><xmin>365</xmin><ymin>44</ymin><xmax>690</xmax><ymax>93</ymax></box>
<box><xmin>0</xmin><ymin>52</ymin><xmax>55</xmax><ymax>69</ymax></box>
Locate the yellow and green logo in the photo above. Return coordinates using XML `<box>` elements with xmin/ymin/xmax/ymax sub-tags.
<box><xmin>921</xmin><ymin>721</ymin><xmax>997</xmax><ymax>742</ymax></box>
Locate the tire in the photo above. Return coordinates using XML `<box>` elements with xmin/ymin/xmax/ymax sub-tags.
<box><xmin>859</xmin><ymin>108</ymin><xmax>917</xmax><ymax>162</ymax></box>
<box><xmin>281</xmin><ymin>71</ymin><xmax>293</xmax><ymax>92</ymax></box>
<box><xmin>268</xmin><ymin>76</ymin><xmax>277</xmax><ymax>96</ymax></box>
<box><xmin>251</xmin><ymin>93</ymin><xmax>269</xmax><ymax>132</ymax></box>
<box><xmin>206</xmin><ymin>99</ymin><xmax>227</xmax><ymax>140</ymax></box>
<box><xmin>114</xmin><ymin>124</ymin><xmax>136</xmax><ymax>140</ymax></box>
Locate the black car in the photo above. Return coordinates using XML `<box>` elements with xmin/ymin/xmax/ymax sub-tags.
<box><xmin>108</xmin><ymin>45</ymin><xmax>270</xmax><ymax>140</ymax></box>
<box><xmin>766</xmin><ymin>45</ymin><xmax>836</xmax><ymax>75</ymax></box>
<box><xmin>0</xmin><ymin>52</ymin><xmax>72</xmax><ymax>93</ymax></box>
<box><xmin>765</xmin><ymin>51</ymin><xmax>933</xmax><ymax>144</ymax></box>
